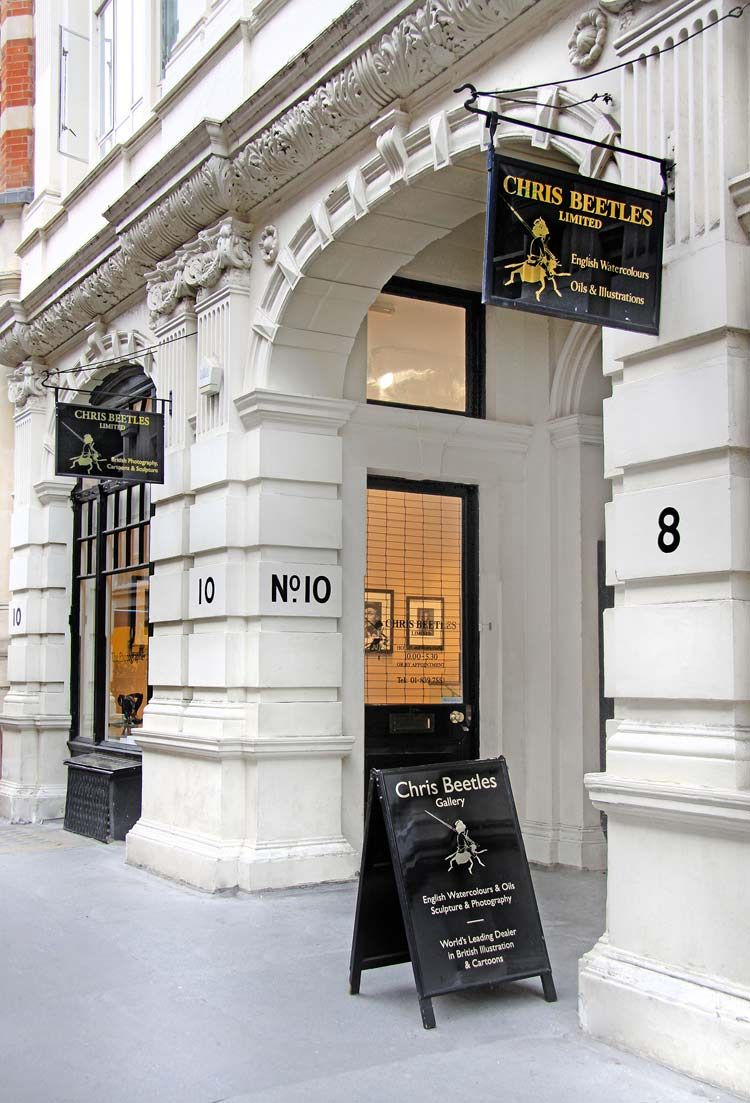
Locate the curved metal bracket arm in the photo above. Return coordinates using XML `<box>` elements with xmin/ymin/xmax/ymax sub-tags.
<box><xmin>455</xmin><ymin>84</ymin><xmax>675</xmax><ymax>197</ymax></box>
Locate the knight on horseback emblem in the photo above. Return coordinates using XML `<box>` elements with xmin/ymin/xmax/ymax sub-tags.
<box><xmin>503</xmin><ymin>211</ymin><xmax>571</xmax><ymax>303</ymax></box>
<box><xmin>69</xmin><ymin>433</ymin><xmax>104</xmax><ymax>474</ymax></box>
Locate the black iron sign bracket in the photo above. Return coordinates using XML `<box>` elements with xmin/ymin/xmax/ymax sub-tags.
<box><xmin>456</xmin><ymin>84</ymin><xmax>675</xmax><ymax>198</ymax></box>
<box><xmin>52</xmin><ymin>385</ymin><xmax>173</xmax><ymax>418</ymax></box>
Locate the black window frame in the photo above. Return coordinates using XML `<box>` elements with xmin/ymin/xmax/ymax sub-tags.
<box><xmin>68</xmin><ymin>366</ymin><xmax>155</xmax><ymax>754</ymax></box>
<box><xmin>366</xmin><ymin>276</ymin><xmax>485</xmax><ymax>419</ymax></box>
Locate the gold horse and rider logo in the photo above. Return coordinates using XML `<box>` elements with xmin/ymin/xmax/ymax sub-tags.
<box><xmin>69</xmin><ymin>433</ymin><xmax>104</xmax><ymax>474</ymax></box>
<box><xmin>504</xmin><ymin>214</ymin><xmax>571</xmax><ymax>302</ymax></box>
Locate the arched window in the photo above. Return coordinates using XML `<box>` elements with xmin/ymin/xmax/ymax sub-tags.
<box><xmin>69</xmin><ymin>365</ymin><xmax>155</xmax><ymax>749</ymax></box>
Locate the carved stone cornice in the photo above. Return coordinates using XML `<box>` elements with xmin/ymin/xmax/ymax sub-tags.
<box><xmin>599</xmin><ymin>0</ymin><xmax>658</xmax><ymax>11</ymax></box>
<box><xmin>0</xmin><ymin>0</ymin><xmax>538</xmax><ymax>367</ymax></box>
<box><xmin>7</xmin><ymin>359</ymin><xmax>46</xmax><ymax>410</ymax></box>
<box><xmin>145</xmin><ymin>217</ymin><xmax>253</xmax><ymax>325</ymax></box>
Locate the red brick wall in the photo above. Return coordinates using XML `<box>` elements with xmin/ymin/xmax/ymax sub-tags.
<box><xmin>0</xmin><ymin>0</ymin><xmax>34</xmax><ymax>194</ymax></box>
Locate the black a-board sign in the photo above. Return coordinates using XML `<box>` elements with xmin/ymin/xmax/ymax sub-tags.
<box><xmin>484</xmin><ymin>154</ymin><xmax>666</xmax><ymax>335</ymax></box>
<box><xmin>349</xmin><ymin>757</ymin><xmax>555</xmax><ymax>1029</ymax></box>
<box><xmin>55</xmin><ymin>402</ymin><xmax>164</xmax><ymax>484</ymax></box>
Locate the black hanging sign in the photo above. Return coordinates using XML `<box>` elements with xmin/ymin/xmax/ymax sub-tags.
<box><xmin>484</xmin><ymin>154</ymin><xmax>665</xmax><ymax>335</ymax></box>
<box><xmin>55</xmin><ymin>402</ymin><xmax>164</xmax><ymax>484</ymax></box>
<box><xmin>349</xmin><ymin>757</ymin><xmax>556</xmax><ymax>1028</ymax></box>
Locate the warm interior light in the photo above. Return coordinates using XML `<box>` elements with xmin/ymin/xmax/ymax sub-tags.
<box><xmin>377</xmin><ymin>372</ymin><xmax>395</xmax><ymax>390</ymax></box>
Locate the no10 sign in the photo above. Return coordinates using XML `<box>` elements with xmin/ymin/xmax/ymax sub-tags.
<box><xmin>260</xmin><ymin>562</ymin><xmax>342</xmax><ymax>617</ymax></box>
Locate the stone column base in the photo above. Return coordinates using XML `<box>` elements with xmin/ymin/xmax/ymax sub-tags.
<box><xmin>126</xmin><ymin>819</ymin><xmax>244</xmax><ymax>892</ymax></box>
<box><xmin>0</xmin><ymin>778</ymin><xmax>66</xmax><ymax>822</ymax></box>
<box><xmin>237</xmin><ymin>838</ymin><xmax>358</xmax><ymax>891</ymax></box>
<box><xmin>522</xmin><ymin>819</ymin><xmax>607</xmax><ymax>870</ymax></box>
<box><xmin>579</xmin><ymin>937</ymin><xmax>750</xmax><ymax>1098</ymax></box>
<box><xmin>126</xmin><ymin>819</ymin><xmax>358</xmax><ymax>893</ymax></box>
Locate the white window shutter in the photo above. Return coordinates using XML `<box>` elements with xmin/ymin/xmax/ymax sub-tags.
<box><xmin>58</xmin><ymin>26</ymin><xmax>90</xmax><ymax>163</ymax></box>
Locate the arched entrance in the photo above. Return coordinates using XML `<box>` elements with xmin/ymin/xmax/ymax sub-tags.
<box><xmin>248</xmin><ymin>121</ymin><xmax>612</xmax><ymax>869</ymax></box>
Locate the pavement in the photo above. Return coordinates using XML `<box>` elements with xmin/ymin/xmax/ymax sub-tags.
<box><xmin>0</xmin><ymin>819</ymin><xmax>744</xmax><ymax>1103</ymax></box>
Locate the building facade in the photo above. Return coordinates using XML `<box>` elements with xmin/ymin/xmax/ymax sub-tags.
<box><xmin>0</xmin><ymin>0</ymin><xmax>748</xmax><ymax>1094</ymax></box>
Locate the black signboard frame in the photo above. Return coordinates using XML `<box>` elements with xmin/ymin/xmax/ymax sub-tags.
<box><xmin>350</xmin><ymin>757</ymin><xmax>556</xmax><ymax>1029</ymax></box>
<box><xmin>483</xmin><ymin>152</ymin><xmax>666</xmax><ymax>336</ymax></box>
<box><xmin>55</xmin><ymin>400</ymin><xmax>165</xmax><ymax>484</ymax></box>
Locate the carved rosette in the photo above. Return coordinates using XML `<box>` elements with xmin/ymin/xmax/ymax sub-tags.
<box><xmin>146</xmin><ymin>217</ymin><xmax>253</xmax><ymax>326</ymax></box>
<box><xmin>0</xmin><ymin>0</ymin><xmax>540</xmax><ymax>366</ymax></box>
<box><xmin>7</xmin><ymin>360</ymin><xmax>46</xmax><ymax>410</ymax></box>
<box><xmin>569</xmin><ymin>9</ymin><xmax>608</xmax><ymax>69</ymax></box>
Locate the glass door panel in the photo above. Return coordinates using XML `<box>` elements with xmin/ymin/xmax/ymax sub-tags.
<box><xmin>364</xmin><ymin>479</ymin><xmax>478</xmax><ymax>787</ymax></box>
<box><xmin>365</xmin><ymin>489</ymin><xmax>463</xmax><ymax>705</ymax></box>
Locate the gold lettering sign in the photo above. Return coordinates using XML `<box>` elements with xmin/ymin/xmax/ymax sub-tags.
<box><xmin>485</xmin><ymin>154</ymin><xmax>665</xmax><ymax>335</ymax></box>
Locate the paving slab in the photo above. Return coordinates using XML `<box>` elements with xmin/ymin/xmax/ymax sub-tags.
<box><xmin>0</xmin><ymin>820</ymin><xmax>743</xmax><ymax>1103</ymax></box>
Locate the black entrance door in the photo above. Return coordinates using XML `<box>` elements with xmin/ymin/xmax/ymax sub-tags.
<box><xmin>364</xmin><ymin>477</ymin><xmax>479</xmax><ymax>785</ymax></box>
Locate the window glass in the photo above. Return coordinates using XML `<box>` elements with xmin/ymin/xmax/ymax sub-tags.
<box><xmin>107</xmin><ymin>569</ymin><xmax>149</xmax><ymax>741</ymax></box>
<box><xmin>99</xmin><ymin>0</ymin><xmax>147</xmax><ymax>140</ymax></box>
<box><xmin>78</xmin><ymin>578</ymin><xmax>97</xmax><ymax>737</ymax></box>
<box><xmin>367</xmin><ymin>293</ymin><xmax>466</xmax><ymax>412</ymax></box>
<box><xmin>131</xmin><ymin>0</ymin><xmax>146</xmax><ymax>107</ymax></box>
<box><xmin>161</xmin><ymin>0</ymin><xmax>204</xmax><ymax>70</ymax></box>
<box><xmin>99</xmin><ymin>0</ymin><xmax>114</xmax><ymax>136</ymax></box>
<box><xmin>365</xmin><ymin>488</ymin><xmax>463</xmax><ymax>706</ymax></box>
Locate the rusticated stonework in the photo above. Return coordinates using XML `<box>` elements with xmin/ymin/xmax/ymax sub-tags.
<box><xmin>0</xmin><ymin>0</ymin><xmax>538</xmax><ymax>367</ymax></box>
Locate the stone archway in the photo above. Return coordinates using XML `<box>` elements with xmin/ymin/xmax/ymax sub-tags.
<box><xmin>250</xmin><ymin>91</ymin><xmax>620</xmax><ymax>401</ymax></box>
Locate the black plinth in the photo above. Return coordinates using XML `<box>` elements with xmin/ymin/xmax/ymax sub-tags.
<box><xmin>63</xmin><ymin>752</ymin><xmax>142</xmax><ymax>843</ymax></box>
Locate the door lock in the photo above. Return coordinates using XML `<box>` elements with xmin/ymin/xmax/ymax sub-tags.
<box><xmin>449</xmin><ymin>710</ymin><xmax>465</xmax><ymax>725</ymax></box>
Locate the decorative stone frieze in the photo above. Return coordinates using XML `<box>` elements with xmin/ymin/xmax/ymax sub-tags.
<box><xmin>599</xmin><ymin>0</ymin><xmax>657</xmax><ymax>10</ymax></box>
<box><xmin>145</xmin><ymin>217</ymin><xmax>253</xmax><ymax>326</ymax></box>
<box><xmin>0</xmin><ymin>0</ymin><xmax>539</xmax><ymax>367</ymax></box>
<box><xmin>569</xmin><ymin>9</ymin><xmax>608</xmax><ymax>69</ymax></box>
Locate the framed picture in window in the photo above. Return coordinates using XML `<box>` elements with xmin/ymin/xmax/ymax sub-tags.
<box><xmin>406</xmin><ymin>596</ymin><xmax>445</xmax><ymax>650</ymax></box>
<box><xmin>364</xmin><ymin>589</ymin><xmax>394</xmax><ymax>654</ymax></box>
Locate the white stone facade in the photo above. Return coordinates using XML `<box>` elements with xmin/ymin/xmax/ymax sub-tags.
<box><xmin>0</xmin><ymin>0</ymin><xmax>748</xmax><ymax>1095</ymax></box>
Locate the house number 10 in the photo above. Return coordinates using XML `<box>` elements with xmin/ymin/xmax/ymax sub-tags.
<box><xmin>198</xmin><ymin>577</ymin><xmax>215</xmax><ymax>604</ymax></box>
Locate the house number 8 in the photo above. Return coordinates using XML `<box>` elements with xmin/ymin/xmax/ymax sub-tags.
<box><xmin>657</xmin><ymin>507</ymin><xmax>681</xmax><ymax>554</ymax></box>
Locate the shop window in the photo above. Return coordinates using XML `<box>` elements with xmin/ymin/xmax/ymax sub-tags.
<box><xmin>97</xmin><ymin>0</ymin><xmax>147</xmax><ymax>147</ymax></box>
<box><xmin>366</xmin><ymin>278</ymin><xmax>484</xmax><ymax>417</ymax></box>
<box><xmin>70</xmin><ymin>368</ymin><xmax>154</xmax><ymax>747</ymax></box>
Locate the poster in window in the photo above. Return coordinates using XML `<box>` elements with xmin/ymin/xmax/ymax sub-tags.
<box><xmin>406</xmin><ymin>597</ymin><xmax>445</xmax><ymax>651</ymax></box>
<box><xmin>364</xmin><ymin>589</ymin><xmax>394</xmax><ymax>654</ymax></box>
